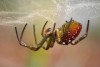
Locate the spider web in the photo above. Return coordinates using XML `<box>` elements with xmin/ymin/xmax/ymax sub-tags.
<box><xmin>0</xmin><ymin>0</ymin><xmax>100</xmax><ymax>26</ymax></box>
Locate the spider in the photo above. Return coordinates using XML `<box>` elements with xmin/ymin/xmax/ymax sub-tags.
<box><xmin>15</xmin><ymin>18</ymin><xmax>89</xmax><ymax>51</ymax></box>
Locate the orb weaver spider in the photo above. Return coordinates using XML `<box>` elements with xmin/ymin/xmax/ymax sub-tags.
<box><xmin>15</xmin><ymin>18</ymin><xmax>89</xmax><ymax>51</ymax></box>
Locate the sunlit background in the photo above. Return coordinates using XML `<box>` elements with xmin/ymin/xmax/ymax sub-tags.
<box><xmin>0</xmin><ymin>0</ymin><xmax>100</xmax><ymax>67</ymax></box>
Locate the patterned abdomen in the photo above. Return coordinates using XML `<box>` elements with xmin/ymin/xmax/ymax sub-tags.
<box><xmin>64</xmin><ymin>21</ymin><xmax>82</xmax><ymax>44</ymax></box>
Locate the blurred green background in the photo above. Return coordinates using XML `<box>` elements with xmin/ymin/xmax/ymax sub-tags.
<box><xmin>0</xmin><ymin>0</ymin><xmax>100</xmax><ymax>67</ymax></box>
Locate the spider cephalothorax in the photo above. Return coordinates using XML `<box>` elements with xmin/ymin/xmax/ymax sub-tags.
<box><xmin>15</xmin><ymin>18</ymin><xmax>89</xmax><ymax>51</ymax></box>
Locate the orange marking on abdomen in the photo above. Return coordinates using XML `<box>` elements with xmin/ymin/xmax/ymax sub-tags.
<box><xmin>64</xmin><ymin>22</ymin><xmax>82</xmax><ymax>44</ymax></box>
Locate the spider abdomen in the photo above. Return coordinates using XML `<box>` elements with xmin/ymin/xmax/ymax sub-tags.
<box><xmin>63</xmin><ymin>21</ymin><xmax>82</xmax><ymax>44</ymax></box>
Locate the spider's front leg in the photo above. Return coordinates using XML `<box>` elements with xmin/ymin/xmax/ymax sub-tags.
<box><xmin>71</xmin><ymin>20</ymin><xmax>90</xmax><ymax>45</ymax></box>
<box><xmin>15</xmin><ymin>24</ymin><xmax>49</xmax><ymax>51</ymax></box>
<box><xmin>15</xmin><ymin>24</ymin><xmax>36</xmax><ymax>50</ymax></box>
<box><xmin>41</xmin><ymin>21</ymin><xmax>48</xmax><ymax>37</ymax></box>
<box><xmin>15</xmin><ymin>23</ymin><xmax>27</xmax><ymax>45</ymax></box>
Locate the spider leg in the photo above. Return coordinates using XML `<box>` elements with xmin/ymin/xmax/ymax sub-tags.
<box><xmin>42</xmin><ymin>38</ymin><xmax>52</xmax><ymax>50</ymax></box>
<box><xmin>30</xmin><ymin>22</ymin><xmax>50</xmax><ymax>51</ymax></box>
<box><xmin>71</xmin><ymin>20</ymin><xmax>90</xmax><ymax>45</ymax></box>
<box><xmin>50</xmin><ymin>23</ymin><xmax>56</xmax><ymax>47</ymax></box>
<box><xmin>20</xmin><ymin>24</ymin><xmax>27</xmax><ymax>41</ymax></box>
<box><xmin>43</xmin><ymin>23</ymin><xmax>56</xmax><ymax>50</ymax></box>
<box><xmin>15</xmin><ymin>24</ymin><xmax>50</xmax><ymax>51</ymax></box>
<box><xmin>22</xmin><ymin>23</ymin><xmax>50</xmax><ymax>51</ymax></box>
<box><xmin>15</xmin><ymin>24</ymin><xmax>33</xmax><ymax>48</ymax></box>
<box><xmin>66</xmin><ymin>17</ymin><xmax>73</xmax><ymax>22</ymax></box>
<box><xmin>15</xmin><ymin>27</ymin><xmax>20</xmax><ymax>42</ymax></box>
<box><xmin>41</xmin><ymin>21</ymin><xmax>48</xmax><ymax>37</ymax></box>
<box><xmin>15</xmin><ymin>24</ymin><xmax>37</xmax><ymax>50</ymax></box>
<box><xmin>28</xmin><ymin>24</ymin><xmax>51</xmax><ymax>51</ymax></box>
<box><xmin>43</xmin><ymin>37</ymin><xmax>55</xmax><ymax>50</ymax></box>
<box><xmin>33</xmin><ymin>24</ymin><xmax>37</xmax><ymax>45</ymax></box>
<box><xmin>52</xmin><ymin>23</ymin><xmax>56</xmax><ymax>32</ymax></box>
<box><xmin>41</xmin><ymin>21</ymin><xmax>56</xmax><ymax>36</ymax></box>
<box><xmin>20</xmin><ymin>35</ymin><xmax>50</xmax><ymax>51</ymax></box>
<box><xmin>15</xmin><ymin>23</ymin><xmax>27</xmax><ymax>44</ymax></box>
<box><xmin>69</xmin><ymin>17</ymin><xmax>73</xmax><ymax>22</ymax></box>
<box><xmin>15</xmin><ymin>24</ymin><xmax>36</xmax><ymax>48</ymax></box>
